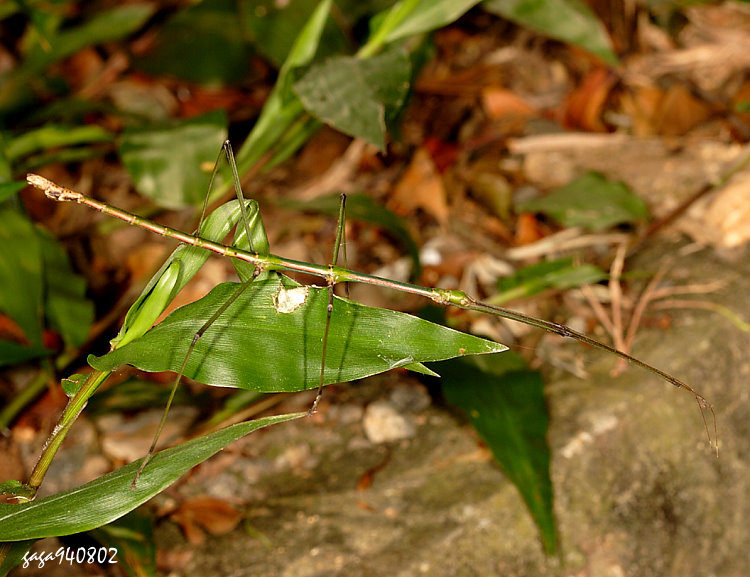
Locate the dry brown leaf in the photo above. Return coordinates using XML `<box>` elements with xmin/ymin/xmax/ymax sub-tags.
<box><xmin>156</xmin><ymin>548</ymin><xmax>194</xmax><ymax>573</ymax></box>
<box><xmin>0</xmin><ymin>314</ymin><xmax>29</xmax><ymax>345</ymax></box>
<box><xmin>654</xmin><ymin>83</ymin><xmax>713</xmax><ymax>137</ymax></box>
<box><xmin>515</xmin><ymin>212</ymin><xmax>544</xmax><ymax>246</ymax></box>
<box><xmin>624</xmin><ymin>83</ymin><xmax>713</xmax><ymax>137</ymax></box>
<box><xmin>621</xmin><ymin>85</ymin><xmax>665</xmax><ymax>137</ymax></box>
<box><xmin>177</xmin><ymin>85</ymin><xmax>249</xmax><ymax>119</ymax></box>
<box><xmin>170</xmin><ymin>495</ymin><xmax>243</xmax><ymax>545</ymax></box>
<box><xmin>562</xmin><ymin>68</ymin><xmax>617</xmax><ymax>132</ymax></box>
<box><xmin>481</xmin><ymin>88</ymin><xmax>535</xmax><ymax>120</ymax></box>
<box><xmin>626</xmin><ymin>4</ymin><xmax>750</xmax><ymax>93</ymax></box>
<box><xmin>389</xmin><ymin>148</ymin><xmax>448</xmax><ymax>225</ymax></box>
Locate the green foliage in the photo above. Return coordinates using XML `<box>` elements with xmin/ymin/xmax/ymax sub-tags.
<box><xmin>0</xmin><ymin>0</ymin><xmax>634</xmax><ymax>569</ymax></box>
<box><xmin>492</xmin><ymin>257</ymin><xmax>607</xmax><ymax>305</ymax></box>
<box><xmin>0</xmin><ymin>208</ymin><xmax>45</xmax><ymax>354</ymax></box>
<box><xmin>241</xmin><ymin>0</ymin><xmax>350</xmax><ymax>68</ymax></box>
<box><xmin>439</xmin><ymin>352</ymin><xmax>556</xmax><ymax>554</ymax></box>
<box><xmin>3</xmin><ymin>125</ymin><xmax>113</xmax><ymax>173</ymax></box>
<box><xmin>517</xmin><ymin>172</ymin><xmax>650</xmax><ymax>230</ymax></box>
<box><xmin>234</xmin><ymin>0</ymin><xmax>333</xmax><ymax>174</ymax></box>
<box><xmin>0</xmin><ymin>541</ymin><xmax>35</xmax><ymax>575</ymax></box>
<box><xmin>0</xmin><ymin>207</ymin><xmax>93</xmax><ymax>366</ymax></box>
<box><xmin>0</xmin><ymin>4</ymin><xmax>154</xmax><ymax>117</ymax></box>
<box><xmin>133</xmin><ymin>0</ymin><xmax>249</xmax><ymax>85</ymax></box>
<box><xmin>118</xmin><ymin>111</ymin><xmax>229</xmax><ymax>209</ymax></box>
<box><xmin>87</xmin><ymin>510</ymin><xmax>157</xmax><ymax>577</ymax></box>
<box><xmin>92</xmin><ymin>276</ymin><xmax>505</xmax><ymax>390</ymax></box>
<box><xmin>294</xmin><ymin>46</ymin><xmax>412</xmax><ymax>150</ymax></box>
<box><xmin>375</xmin><ymin>0</ymin><xmax>483</xmax><ymax>44</ymax></box>
<box><xmin>0</xmin><ymin>414</ymin><xmax>303</xmax><ymax>541</ymax></box>
<box><xmin>483</xmin><ymin>0</ymin><xmax>618</xmax><ymax>65</ymax></box>
<box><xmin>38</xmin><ymin>230</ymin><xmax>95</xmax><ymax>348</ymax></box>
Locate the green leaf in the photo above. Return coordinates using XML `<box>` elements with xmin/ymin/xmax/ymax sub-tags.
<box><xmin>0</xmin><ymin>207</ymin><xmax>44</xmax><ymax>348</ymax></box>
<box><xmin>483</xmin><ymin>0</ymin><xmax>617</xmax><ymax>66</ymax></box>
<box><xmin>383</xmin><ymin>0</ymin><xmax>484</xmax><ymax>42</ymax></box>
<box><xmin>0</xmin><ymin>182</ymin><xmax>24</xmax><ymax>203</ymax></box>
<box><xmin>21</xmin><ymin>4</ymin><xmax>155</xmax><ymax>72</ymax></box>
<box><xmin>0</xmin><ymin>207</ymin><xmax>92</xmax><ymax>357</ymax></box>
<box><xmin>402</xmin><ymin>361</ymin><xmax>439</xmax><ymax>377</ymax></box>
<box><xmin>438</xmin><ymin>352</ymin><xmax>556</xmax><ymax>555</ymax></box>
<box><xmin>90</xmin><ymin>276</ymin><xmax>506</xmax><ymax>391</ymax></box>
<box><xmin>4</xmin><ymin>125</ymin><xmax>113</xmax><ymax>163</ymax></box>
<box><xmin>516</xmin><ymin>172</ymin><xmax>649</xmax><ymax>231</ymax></box>
<box><xmin>112</xmin><ymin>261</ymin><xmax>182</xmax><ymax>350</ymax></box>
<box><xmin>0</xmin><ymin>134</ymin><xmax>11</xmax><ymax>182</ymax></box>
<box><xmin>278</xmin><ymin>192</ymin><xmax>421</xmax><ymax>279</ymax></box>
<box><xmin>0</xmin><ymin>540</ymin><xmax>35</xmax><ymax>576</ymax></box>
<box><xmin>133</xmin><ymin>0</ymin><xmax>249</xmax><ymax>84</ymax></box>
<box><xmin>0</xmin><ymin>413</ymin><xmax>302</xmax><ymax>541</ymax></box>
<box><xmin>61</xmin><ymin>374</ymin><xmax>88</xmax><ymax>398</ymax></box>
<box><xmin>235</xmin><ymin>0</ymin><xmax>333</xmax><ymax>172</ymax></box>
<box><xmin>0</xmin><ymin>341</ymin><xmax>50</xmax><ymax>367</ymax></box>
<box><xmin>492</xmin><ymin>257</ymin><xmax>606</xmax><ymax>304</ymax></box>
<box><xmin>88</xmin><ymin>509</ymin><xmax>156</xmax><ymax>577</ymax></box>
<box><xmin>242</xmin><ymin>0</ymin><xmax>348</xmax><ymax>68</ymax></box>
<box><xmin>0</xmin><ymin>480</ymin><xmax>34</xmax><ymax>500</ymax></box>
<box><xmin>118</xmin><ymin>110</ymin><xmax>228</xmax><ymax>209</ymax></box>
<box><xmin>39</xmin><ymin>229</ymin><xmax>94</xmax><ymax>348</ymax></box>
<box><xmin>294</xmin><ymin>46</ymin><xmax>411</xmax><ymax>150</ymax></box>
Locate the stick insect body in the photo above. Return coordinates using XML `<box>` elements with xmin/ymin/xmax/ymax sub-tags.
<box><xmin>26</xmin><ymin>145</ymin><xmax>718</xmax><ymax>485</ymax></box>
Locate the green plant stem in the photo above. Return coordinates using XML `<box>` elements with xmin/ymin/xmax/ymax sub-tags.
<box><xmin>27</xmin><ymin>174</ymin><xmax>716</xmax><ymax>429</ymax></box>
<box><xmin>25</xmin><ymin>369</ymin><xmax>111</xmax><ymax>499</ymax></box>
<box><xmin>0</xmin><ymin>372</ymin><xmax>48</xmax><ymax>430</ymax></box>
<box><xmin>357</xmin><ymin>0</ymin><xmax>422</xmax><ymax>58</ymax></box>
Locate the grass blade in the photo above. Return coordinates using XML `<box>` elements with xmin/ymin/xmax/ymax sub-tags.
<box><xmin>0</xmin><ymin>413</ymin><xmax>302</xmax><ymax>541</ymax></box>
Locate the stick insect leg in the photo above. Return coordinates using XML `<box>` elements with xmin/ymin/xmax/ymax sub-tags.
<box><xmin>132</xmin><ymin>141</ymin><xmax>259</xmax><ymax>488</ymax></box>
<box><xmin>309</xmin><ymin>194</ymin><xmax>348</xmax><ymax>415</ymax></box>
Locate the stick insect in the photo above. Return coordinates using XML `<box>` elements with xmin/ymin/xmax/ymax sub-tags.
<box><xmin>25</xmin><ymin>142</ymin><xmax>718</xmax><ymax>491</ymax></box>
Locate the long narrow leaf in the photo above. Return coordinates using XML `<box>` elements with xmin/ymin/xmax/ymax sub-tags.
<box><xmin>0</xmin><ymin>413</ymin><xmax>302</xmax><ymax>541</ymax></box>
<box><xmin>483</xmin><ymin>0</ymin><xmax>617</xmax><ymax>66</ymax></box>
<box><xmin>91</xmin><ymin>276</ymin><xmax>506</xmax><ymax>391</ymax></box>
<box><xmin>384</xmin><ymin>0</ymin><xmax>484</xmax><ymax>43</ymax></box>
<box><xmin>235</xmin><ymin>0</ymin><xmax>333</xmax><ymax>173</ymax></box>
<box><xmin>0</xmin><ymin>541</ymin><xmax>35</xmax><ymax>575</ymax></box>
<box><xmin>439</xmin><ymin>353</ymin><xmax>556</xmax><ymax>554</ymax></box>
